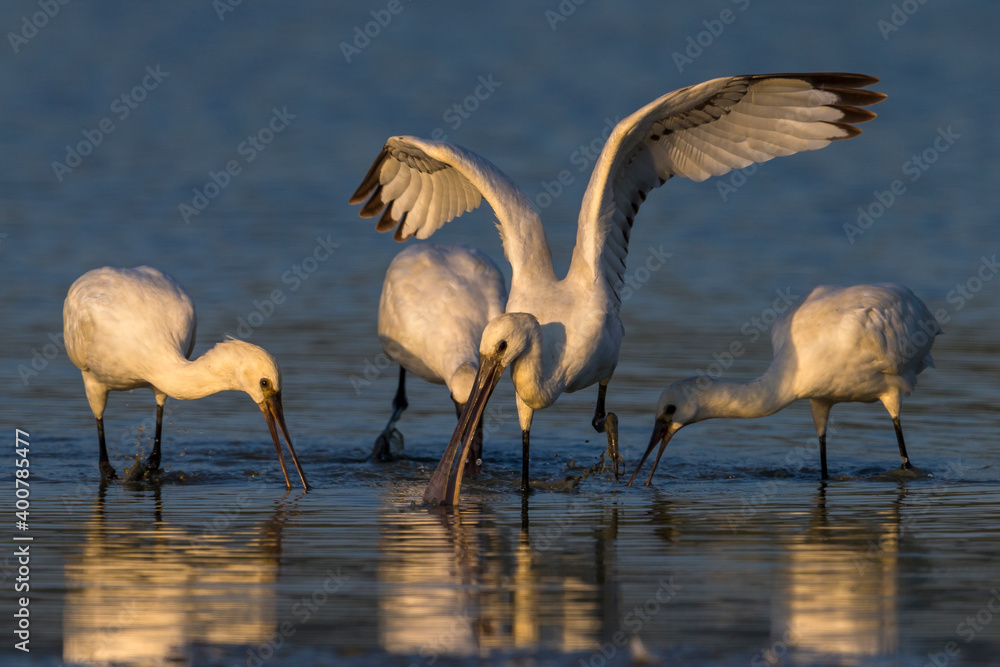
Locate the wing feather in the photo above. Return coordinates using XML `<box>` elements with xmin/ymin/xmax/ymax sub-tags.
<box><xmin>571</xmin><ymin>73</ymin><xmax>885</xmax><ymax>306</ymax></box>
<box><xmin>350</xmin><ymin>136</ymin><xmax>549</xmax><ymax>278</ymax></box>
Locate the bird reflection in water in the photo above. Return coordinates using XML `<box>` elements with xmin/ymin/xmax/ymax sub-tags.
<box><xmin>62</xmin><ymin>483</ymin><xmax>296</xmax><ymax>665</ymax></box>
<box><xmin>761</xmin><ymin>483</ymin><xmax>903</xmax><ymax>664</ymax></box>
<box><xmin>375</xmin><ymin>497</ymin><xmax>623</xmax><ymax>659</ymax></box>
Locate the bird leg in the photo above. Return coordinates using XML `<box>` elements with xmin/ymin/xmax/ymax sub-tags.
<box><xmin>521</xmin><ymin>428</ymin><xmax>531</xmax><ymax>493</ymax></box>
<box><xmin>591</xmin><ymin>383</ymin><xmax>624</xmax><ymax>481</ymax></box>
<box><xmin>809</xmin><ymin>400</ymin><xmax>833</xmax><ymax>480</ymax></box>
<box><xmin>892</xmin><ymin>416</ymin><xmax>914</xmax><ymax>470</ymax></box>
<box><xmin>818</xmin><ymin>433</ymin><xmax>828</xmax><ymax>480</ymax></box>
<box><xmin>371</xmin><ymin>366</ymin><xmax>408</xmax><ymax>462</ymax></box>
<box><xmin>147</xmin><ymin>402</ymin><xmax>164</xmax><ymax>471</ymax></box>
<box><xmin>453</xmin><ymin>399</ymin><xmax>482</xmax><ymax>476</ymax></box>
<box><xmin>96</xmin><ymin>417</ymin><xmax>117</xmax><ymax>480</ymax></box>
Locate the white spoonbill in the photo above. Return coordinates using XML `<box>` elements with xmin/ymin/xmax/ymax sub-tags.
<box><xmin>371</xmin><ymin>243</ymin><xmax>507</xmax><ymax>473</ymax></box>
<box><xmin>350</xmin><ymin>72</ymin><xmax>885</xmax><ymax>505</ymax></box>
<box><xmin>63</xmin><ymin>266</ymin><xmax>309</xmax><ymax>489</ymax></box>
<box><xmin>629</xmin><ymin>283</ymin><xmax>940</xmax><ymax>486</ymax></box>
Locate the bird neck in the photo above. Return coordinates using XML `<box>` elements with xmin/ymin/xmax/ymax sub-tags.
<box><xmin>149</xmin><ymin>343</ymin><xmax>245</xmax><ymax>401</ymax></box>
<box><xmin>507</xmin><ymin>221</ymin><xmax>558</xmax><ymax>288</ymax></box>
<box><xmin>490</xmin><ymin>181</ymin><xmax>558</xmax><ymax>286</ymax></box>
<box><xmin>695</xmin><ymin>371</ymin><xmax>797</xmax><ymax>422</ymax></box>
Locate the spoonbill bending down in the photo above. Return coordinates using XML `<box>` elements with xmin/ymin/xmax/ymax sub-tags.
<box><xmin>63</xmin><ymin>266</ymin><xmax>309</xmax><ymax>489</ymax></box>
<box><xmin>350</xmin><ymin>72</ymin><xmax>885</xmax><ymax>505</ymax></box>
<box><xmin>629</xmin><ymin>283</ymin><xmax>940</xmax><ymax>486</ymax></box>
<box><xmin>372</xmin><ymin>243</ymin><xmax>507</xmax><ymax>473</ymax></box>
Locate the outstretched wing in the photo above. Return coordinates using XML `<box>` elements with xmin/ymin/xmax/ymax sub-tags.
<box><xmin>350</xmin><ymin>136</ymin><xmax>551</xmax><ymax>278</ymax></box>
<box><xmin>571</xmin><ymin>73</ymin><xmax>886</xmax><ymax>306</ymax></box>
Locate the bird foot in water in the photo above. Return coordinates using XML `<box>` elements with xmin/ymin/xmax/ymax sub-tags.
<box><xmin>99</xmin><ymin>461</ymin><xmax>118</xmax><ymax>480</ymax></box>
<box><xmin>598</xmin><ymin>447</ymin><xmax>626</xmax><ymax>481</ymax></box>
<box><xmin>463</xmin><ymin>455</ymin><xmax>482</xmax><ymax>477</ymax></box>
<box><xmin>122</xmin><ymin>455</ymin><xmax>161</xmax><ymax>482</ymax></box>
<box><xmin>887</xmin><ymin>464</ymin><xmax>933</xmax><ymax>480</ymax></box>
<box><xmin>370</xmin><ymin>428</ymin><xmax>404</xmax><ymax>462</ymax></box>
<box><xmin>597</xmin><ymin>413</ymin><xmax>624</xmax><ymax>481</ymax></box>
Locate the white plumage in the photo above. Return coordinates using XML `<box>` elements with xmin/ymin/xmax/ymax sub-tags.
<box><xmin>63</xmin><ymin>266</ymin><xmax>309</xmax><ymax>489</ymax></box>
<box><xmin>372</xmin><ymin>244</ymin><xmax>507</xmax><ymax>470</ymax></box>
<box><xmin>629</xmin><ymin>283</ymin><xmax>940</xmax><ymax>486</ymax></box>
<box><xmin>351</xmin><ymin>73</ymin><xmax>885</xmax><ymax>505</ymax></box>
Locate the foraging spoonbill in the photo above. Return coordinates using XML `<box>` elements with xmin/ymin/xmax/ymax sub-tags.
<box><xmin>372</xmin><ymin>244</ymin><xmax>507</xmax><ymax>472</ymax></box>
<box><xmin>629</xmin><ymin>283</ymin><xmax>940</xmax><ymax>486</ymax></box>
<box><xmin>350</xmin><ymin>72</ymin><xmax>886</xmax><ymax>505</ymax></box>
<box><xmin>63</xmin><ymin>266</ymin><xmax>309</xmax><ymax>489</ymax></box>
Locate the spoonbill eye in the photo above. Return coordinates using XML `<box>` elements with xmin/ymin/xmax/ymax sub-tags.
<box><xmin>664</xmin><ymin>405</ymin><xmax>676</xmax><ymax>415</ymax></box>
<box><xmin>260</xmin><ymin>378</ymin><xmax>271</xmax><ymax>390</ymax></box>
<box><xmin>497</xmin><ymin>340</ymin><xmax>508</xmax><ymax>353</ymax></box>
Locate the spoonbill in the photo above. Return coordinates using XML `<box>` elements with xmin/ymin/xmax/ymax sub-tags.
<box><xmin>63</xmin><ymin>266</ymin><xmax>309</xmax><ymax>489</ymax></box>
<box><xmin>372</xmin><ymin>243</ymin><xmax>507</xmax><ymax>473</ymax></box>
<box><xmin>350</xmin><ymin>72</ymin><xmax>885</xmax><ymax>505</ymax></box>
<box><xmin>629</xmin><ymin>283</ymin><xmax>940</xmax><ymax>486</ymax></box>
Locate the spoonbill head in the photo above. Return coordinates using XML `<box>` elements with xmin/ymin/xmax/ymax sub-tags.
<box><xmin>423</xmin><ymin>313</ymin><xmax>541</xmax><ymax>505</ymax></box>
<box><xmin>352</xmin><ymin>72</ymin><xmax>886</xmax><ymax>505</ymax></box>
<box><xmin>64</xmin><ymin>266</ymin><xmax>309</xmax><ymax>490</ymax></box>
<box><xmin>372</xmin><ymin>244</ymin><xmax>507</xmax><ymax>469</ymax></box>
<box><xmin>629</xmin><ymin>283</ymin><xmax>940</xmax><ymax>486</ymax></box>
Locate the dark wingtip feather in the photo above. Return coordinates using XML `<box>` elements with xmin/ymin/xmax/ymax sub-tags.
<box><xmin>777</xmin><ymin>72</ymin><xmax>882</xmax><ymax>88</ymax></box>
<box><xmin>358</xmin><ymin>185</ymin><xmax>386</xmax><ymax>218</ymax></box>
<box><xmin>748</xmin><ymin>72</ymin><xmax>885</xmax><ymax>96</ymax></box>
<box><xmin>822</xmin><ymin>87</ymin><xmax>888</xmax><ymax>108</ymax></box>
<box><xmin>832</xmin><ymin>104</ymin><xmax>879</xmax><ymax>124</ymax></box>
<box><xmin>827</xmin><ymin>122</ymin><xmax>865</xmax><ymax>140</ymax></box>
<box><xmin>349</xmin><ymin>146</ymin><xmax>389</xmax><ymax>205</ymax></box>
<box><xmin>392</xmin><ymin>212</ymin><xmax>409</xmax><ymax>242</ymax></box>
<box><xmin>375</xmin><ymin>205</ymin><xmax>397</xmax><ymax>233</ymax></box>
